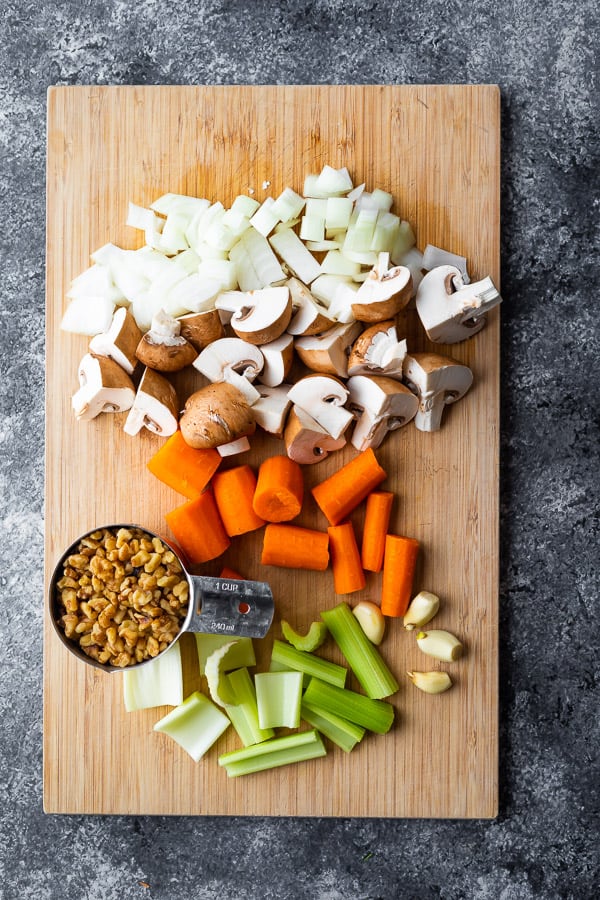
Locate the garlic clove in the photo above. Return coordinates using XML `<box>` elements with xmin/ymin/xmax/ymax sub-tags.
<box><xmin>352</xmin><ymin>600</ymin><xmax>386</xmax><ymax>645</ymax></box>
<box><xmin>407</xmin><ymin>670</ymin><xmax>452</xmax><ymax>694</ymax></box>
<box><xmin>403</xmin><ymin>591</ymin><xmax>440</xmax><ymax>630</ymax></box>
<box><xmin>415</xmin><ymin>629</ymin><xmax>463</xmax><ymax>662</ymax></box>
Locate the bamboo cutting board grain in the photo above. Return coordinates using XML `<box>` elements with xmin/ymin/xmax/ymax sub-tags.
<box><xmin>44</xmin><ymin>85</ymin><xmax>500</xmax><ymax>817</ymax></box>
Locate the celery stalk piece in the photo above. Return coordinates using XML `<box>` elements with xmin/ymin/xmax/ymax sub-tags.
<box><xmin>219</xmin><ymin>729</ymin><xmax>326</xmax><ymax>777</ymax></box>
<box><xmin>321</xmin><ymin>602</ymin><xmax>399</xmax><ymax>699</ymax></box>
<box><xmin>268</xmin><ymin>658</ymin><xmax>310</xmax><ymax>688</ymax></box>
<box><xmin>301</xmin><ymin>701</ymin><xmax>365</xmax><ymax>753</ymax></box>
<box><xmin>280</xmin><ymin>619</ymin><xmax>328</xmax><ymax>652</ymax></box>
<box><xmin>195</xmin><ymin>634</ymin><xmax>256</xmax><ymax>676</ymax></box>
<box><xmin>255</xmin><ymin>671</ymin><xmax>303</xmax><ymax>730</ymax></box>
<box><xmin>122</xmin><ymin>640</ymin><xmax>183</xmax><ymax>712</ymax></box>
<box><xmin>270</xmin><ymin>639</ymin><xmax>347</xmax><ymax>688</ymax></box>
<box><xmin>303</xmin><ymin>678</ymin><xmax>395</xmax><ymax>735</ymax></box>
<box><xmin>223</xmin><ymin>668</ymin><xmax>275</xmax><ymax>747</ymax></box>
<box><xmin>153</xmin><ymin>691</ymin><xmax>230</xmax><ymax>762</ymax></box>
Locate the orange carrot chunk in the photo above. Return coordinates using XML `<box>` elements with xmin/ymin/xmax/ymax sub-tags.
<box><xmin>147</xmin><ymin>429</ymin><xmax>221</xmax><ymax>499</ymax></box>
<box><xmin>328</xmin><ymin>522</ymin><xmax>366</xmax><ymax>595</ymax></box>
<box><xmin>311</xmin><ymin>448</ymin><xmax>387</xmax><ymax>526</ymax></box>
<box><xmin>380</xmin><ymin>534</ymin><xmax>420</xmax><ymax>617</ymax></box>
<box><xmin>252</xmin><ymin>455</ymin><xmax>304</xmax><ymax>523</ymax></box>
<box><xmin>212</xmin><ymin>465</ymin><xmax>266</xmax><ymax>537</ymax></box>
<box><xmin>165</xmin><ymin>489</ymin><xmax>230</xmax><ymax>565</ymax></box>
<box><xmin>219</xmin><ymin>567</ymin><xmax>246</xmax><ymax>580</ymax></box>
<box><xmin>261</xmin><ymin>524</ymin><xmax>329</xmax><ymax>571</ymax></box>
<box><xmin>361</xmin><ymin>491</ymin><xmax>394</xmax><ymax>573</ymax></box>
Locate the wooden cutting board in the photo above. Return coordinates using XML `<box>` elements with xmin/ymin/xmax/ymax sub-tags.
<box><xmin>44</xmin><ymin>85</ymin><xmax>500</xmax><ymax>817</ymax></box>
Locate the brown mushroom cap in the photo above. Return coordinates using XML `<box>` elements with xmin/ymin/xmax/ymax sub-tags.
<box><xmin>179</xmin><ymin>382</ymin><xmax>256</xmax><ymax>449</ymax></box>
<box><xmin>136</xmin><ymin>332</ymin><xmax>198</xmax><ymax>373</ymax></box>
<box><xmin>178</xmin><ymin>309</ymin><xmax>225</xmax><ymax>351</ymax></box>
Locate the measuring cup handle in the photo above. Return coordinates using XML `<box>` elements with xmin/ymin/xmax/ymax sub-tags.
<box><xmin>186</xmin><ymin>575</ymin><xmax>275</xmax><ymax>639</ymax></box>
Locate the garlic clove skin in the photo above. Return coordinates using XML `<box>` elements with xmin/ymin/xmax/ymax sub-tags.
<box><xmin>407</xmin><ymin>670</ymin><xmax>452</xmax><ymax>694</ymax></box>
<box><xmin>403</xmin><ymin>591</ymin><xmax>440</xmax><ymax>630</ymax></box>
<box><xmin>416</xmin><ymin>629</ymin><xmax>463</xmax><ymax>662</ymax></box>
<box><xmin>352</xmin><ymin>600</ymin><xmax>386</xmax><ymax>645</ymax></box>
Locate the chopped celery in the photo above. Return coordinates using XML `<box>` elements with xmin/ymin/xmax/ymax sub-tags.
<box><xmin>301</xmin><ymin>701</ymin><xmax>365</xmax><ymax>753</ymax></box>
<box><xmin>153</xmin><ymin>691</ymin><xmax>230</xmax><ymax>762</ymax></box>
<box><xmin>122</xmin><ymin>640</ymin><xmax>183</xmax><ymax>712</ymax></box>
<box><xmin>219</xmin><ymin>729</ymin><xmax>326</xmax><ymax>777</ymax></box>
<box><xmin>303</xmin><ymin>677</ymin><xmax>395</xmax><ymax>735</ymax></box>
<box><xmin>195</xmin><ymin>634</ymin><xmax>256</xmax><ymax>676</ymax></box>
<box><xmin>270</xmin><ymin>639</ymin><xmax>347</xmax><ymax>688</ymax></box>
<box><xmin>205</xmin><ymin>641</ymin><xmax>244</xmax><ymax>706</ymax></box>
<box><xmin>281</xmin><ymin>619</ymin><xmax>328</xmax><ymax>652</ymax></box>
<box><xmin>321</xmin><ymin>602</ymin><xmax>399</xmax><ymax>699</ymax></box>
<box><xmin>223</xmin><ymin>668</ymin><xmax>275</xmax><ymax>746</ymax></box>
<box><xmin>255</xmin><ymin>671</ymin><xmax>303</xmax><ymax>730</ymax></box>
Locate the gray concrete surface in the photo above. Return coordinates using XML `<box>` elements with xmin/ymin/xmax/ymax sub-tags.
<box><xmin>1</xmin><ymin>1</ymin><xmax>598</xmax><ymax>898</ymax></box>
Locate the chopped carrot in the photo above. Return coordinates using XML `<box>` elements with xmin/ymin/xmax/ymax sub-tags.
<box><xmin>147</xmin><ymin>429</ymin><xmax>221</xmax><ymax>499</ymax></box>
<box><xmin>328</xmin><ymin>522</ymin><xmax>366</xmax><ymax>594</ymax></box>
<box><xmin>252</xmin><ymin>455</ymin><xmax>304</xmax><ymax>523</ymax></box>
<box><xmin>261</xmin><ymin>524</ymin><xmax>329</xmax><ymax>571</ymax></box>
<box><xmin>311</xmin><ymin>448</ymin><xmax>387</xmax><ymax>526</ymax></box>
<box><xmin>361</xmin><ymin>491</ymin><xmax>394</xmax><ymax>573</ymax></box>
<box><xmin>380</xmin><ymin>534</ymin><xmax>420</xmax><ymax>617</ymax></box>
<box><xmin>212</xmin><ymin>465</ymin><xmax>266</xmax><ymax>537</ymax></box>
<box><xmin>165</xmin><ymin>489</ymin><xmax>230</xmax><ymax>565</ymax></box>
<box><xmin>219</xmin><ymin>567</ymin><xmax>246</xmax><ymax>580</ymax></box>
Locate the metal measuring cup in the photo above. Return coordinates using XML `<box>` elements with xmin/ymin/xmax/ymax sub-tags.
<box><xmin>48</xmin><ymin>523</ymin><xmax>275</xmax><ymax>672</ymax></box>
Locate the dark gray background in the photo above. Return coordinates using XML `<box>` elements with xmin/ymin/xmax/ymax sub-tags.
<box><xmin>1</xmin><ymin>1</ymin><xmax>598</xmax><ymax>898</ymax></box>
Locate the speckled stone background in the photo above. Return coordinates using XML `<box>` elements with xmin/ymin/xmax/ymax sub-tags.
<box><xmin>1</xmin><ymin>1</ymin><xmax>599</xmax><ymax>898</ymax></box>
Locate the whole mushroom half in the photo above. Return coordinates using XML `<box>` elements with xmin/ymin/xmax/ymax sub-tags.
<box><xmin>135</xmin><ymin>309</ymin><xmax>198</xmax><ymax>372</ymax></box>
<box><xmin>347</xmin><ymin>320</ymin><xmax>407</xmax><ymax>378</ymax></box>
<box><xmin>403</xmin><ymin>352</ymin><xmax>473</xmax><ymax>432</ymax></box>
<box><xmin>347</xmin><ymin>375</ymin><xmax>419</xmax><ymax>450</ymax></box>
<box><xmin>88</xmin><ymin>307</ymin><xmax>143</xmax><ymax>375</ymax></box>
<box><xmin>287</xmin><ymin>374</ymin><xmax>353</xmax><ymax>441</ymax></box>
<box><xmin>351</xmin><ymin>252</ymin><xmax>412</xmax><ymax>322</ymax></box>
<box><xmin>123</xmin><ymin>368</ymin><xmax>179</xmax><ymax>437</ymax></box>
<box><xmin>284</xmin><ymin>406</ymin><xmax>347</xmax><ymax>465</ymax></box>
<box><xmin>179</xmin><ymin>382</ymin><xmax>256</xmax><ymax>450</ymax></box>
<box><xmin>286</xmin><ymin>277</ymin><xmax>334</xmax><ymax>336</ymax></box>
<box><xmin>194</xmin><ymin>337</ymin><xmax>264</xmax><ymax>404</ymax></box>
<box><xmin>71</xmin><ymin>353</ymin><xmax>136</xmax><ymax>421</ymax></box>
<box><xmin>294</xmin><ymin>322</ymin><xmax>362</xmax><ymax>378</ymax></box>
<box><xmin>415</xmin><ymin>265</ymin><xmax>502</xmax><ymax>344</ymax></box>
<box><xmin>230</xmin><ymin>286</ymin><xmax>292</xmax><ymax>345</ymax></box>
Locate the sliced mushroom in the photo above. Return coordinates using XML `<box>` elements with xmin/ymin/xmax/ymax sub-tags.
<box><xmin>258</xmin><ymin>333</ymin><xmax>295</xmax><ymax>387</ymax></box>
<box><xmin>403</xmin><ymin>352</ymin><xmax>473</xmax><ymax>432</ymax></box>
<box><xmin>135</xmin><ymin>309</ymin><xmax>198</xmax><ymax>372</ymax></box>
<box><xmin>71</xmin><ymin>353</ymin><xmax>136</xmax><ymax>421</ymax></box>
<box><xmin>284</xmin><ymin>405</ymin><xmax>347</xmax><ymax>464</ymax></box>
<box><xmin>286</xmin><ymin>277</ymin><xmax>335</xmax><ymax>336</ymax></box>
<box><xmin>287</xmin><ymin>374</ymin><xmax>353</xmax><ymax>440</ymax></box>
<box><xmin>214</xmin><ymin>290</ymin><xmax>248</xmax><ymax>324</ymax></box>
<box><xmin>179</xmin><ymin>382</ymin><xmax>256</xmax><ymax>449</ymax></box>
<box><xmin>415</xmin><ymin>265</ymin><xmax>502</xmax><ymax>343</ymax></box>
<box><xmin>194</xmin><ymin>337</ymin><xmax>264</xmax><ymax>405</ymax></box>
<box><xmin>294</xmin><ymin>322</ymin><xmax>362</xmax><ymax>377</ymax></box>
<box><xmin>88</xmin><ymin>307</ymin><xmax>143</xmax><ymax>375</ymax></box>
<box><xmin>123</xmin><ymin>368</ymin><xmax>179</xmax><ymax>437</ymax></box>
<box><xmin>347</xmin><ymin>320</ymin><xmax>407</xmax><ymax>378</ymax></box>
<box><xmin>230</xmin><ymin>286</ymin><xmax>292</xmax><ymax>345</ymax></box>
<box><xmin>252</xmin><ymin>384</ymin><xmax>293</xmax><ymax>438</ymax></box>
<box><xmin>347</xmin><ymin>375</ymin><xmax>418</xmax><ymax>450</ymax></box>
<box><xmin>178</xmin><ymin>308</ymin><xmax>225</xmax><ymax>351</ymax></box>
<box><xmin>351</xmin><ymin>252</ymin><xmax>412</xmax><ymax>322</ymax></box>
